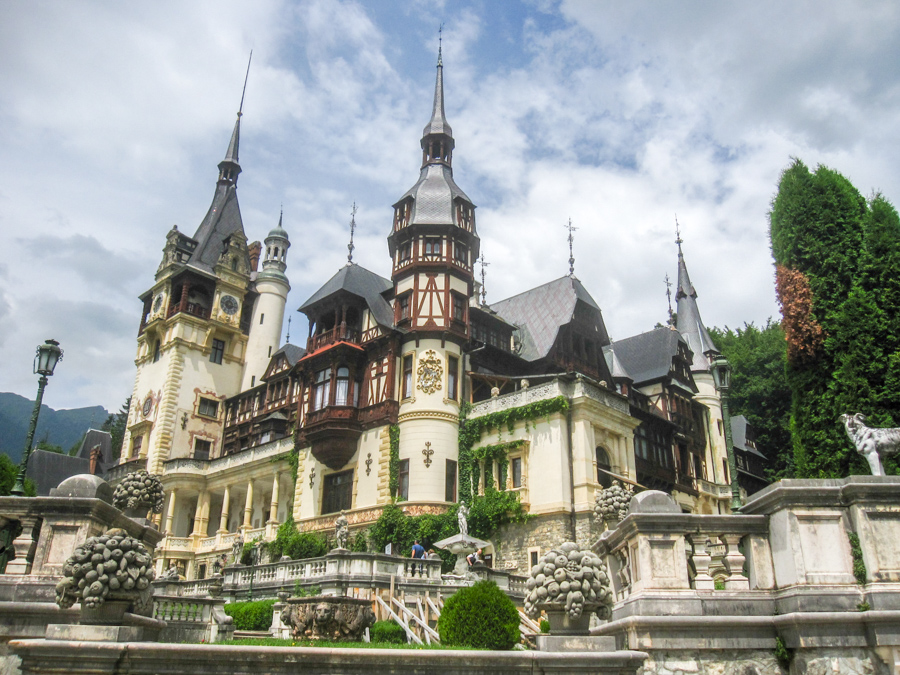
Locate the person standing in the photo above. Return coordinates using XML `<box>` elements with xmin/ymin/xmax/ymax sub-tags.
<box><xmin>411</xmin><ymin>540</ymin><xmax>426</xmax><ymax>559</ymax></box>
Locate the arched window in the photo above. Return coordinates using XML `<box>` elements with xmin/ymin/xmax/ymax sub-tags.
<box><xmin>334</xmin><ymin>367</ymin><xmax>350</xmax><ymax>406</ymax></box>
<box><xmin>596</xmin><ymin>446</ymin><xmax>612</xmax><ymax>488</ymax></box>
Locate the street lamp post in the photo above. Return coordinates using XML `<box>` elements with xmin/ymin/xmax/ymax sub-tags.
<box><xmin>711</xmin><ymin>354</ymin><xmax>742</xmax><ymax>512</ymax></box>
<box><xmin>247</xmin><ymin>542</ymin><xmax>260</xmax><ymax>601</ymax></box>
<box><xmin>11</xmin><ymin>340</ymin><xmax>63</xmax><ymax>497</ymax></box>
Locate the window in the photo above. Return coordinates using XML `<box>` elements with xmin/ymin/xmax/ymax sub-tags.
<box><xmin>447</xmin><ymin>355</ymin><xmax>459</xmax><ymax>401</ymax></box>
<box><xmin>398</xmin><ymin>459</ymin><xmax>410</xmax><ymax>500</ymax></box>
<box><xmin>452</xmin><ymin>294</ymin><xmax>466</xmax><ymax>323</ymax></box>
<box><xmin>445</xmin><ymin>459</ymin><xmax>457</xmax><ymax>502</ymax></box>
<box><xmin>335</xmin><ymin>367</ymin><xmax>350</xmax><ymax>406</ymax></box>
<box><xmin>398</xmin><ymin>294</ymin><xmax>411</xmax><ymax>321</ymax></box>
<box><xmin>402</xmin><ymin>355</ymin><xmax>413</xmax><ymax>399</ymax></box>
<box><xmin>130</xmin><ymin>435</ymin><xmax>143</xmax><ymax>459</ymax></box>
<box><xmin>210</xmin><ymin>338</ymin><xmax>225</xmax><ymax>364</ymax></box>
<box><xmin>313</xmin><ymin>368</ymin><xmax>332</xmax><ymax>410</ymax></box>
<box><xmin>198</xmin><ymin>398</ymin><xmax>219</xmax><ymax>418</ymax></box>
<box><xmin>152</xmin><ymin>340</ymin><xmax>161</xmax><ymax>363</ymax></box>
<box><xmin>530</xmin><ymin>549</ymin><xmax>539</xmax><ymax>568</ymax></box>
<box><xmin>268</xmin><ymin>345</ymin><xmax>272</xmax><ymax>357</ymax></box>
<box><xmin>322</xmin><ymin>470</ymin><xmax>353</xmax><ymax>514</ymax></box>
<box><xmin>194</xmin><ymin>439</ymin><xmax>211</xmax><ymax>460</ymax></box>
<box><xmin>260</xmin><ymin>313</ymin><xmax>265</xmax><ymax>325</ymax></box>
<box><xmin>596</xmin><ymin>447</ymin><xmax>612</xmax><ymax>488</ymax></box>
<box><xmin>511</xmin><ymin>456</ymin><xmax>523</xmax><ymax>488</ymax></box>
<box><xmin>722</xmin><ymin>459</ymin><xmax>729</xmax><ymax>483</ymax></box>
<box><xmin>454</xmin><ymin>242</ymin><xmax>467</xmax><ymax>264</ymax></box>
<box><xmin>399</xmin><ymin>241</ymin><xmax>412</xmax><ymax>262</ymax></box>
<box><xmin>424</xmin><ymin>238</ymin><xmax>441</xmax><ymax>257</ymax></box>
<box><xmin>251</xmin><ymin>376</ymin><xmax>255</xmax><ymax>387</ymax></box>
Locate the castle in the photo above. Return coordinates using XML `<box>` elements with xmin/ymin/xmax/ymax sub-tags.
<box><xmin>115</xmin><ymin>54</ymin><xmax>767</xmax><ymax>579</ymax></box>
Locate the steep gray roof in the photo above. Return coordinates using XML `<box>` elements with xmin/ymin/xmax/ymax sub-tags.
<box><xmin>675</xmin><ymin>245</ymin><xmax>718</xmax><ymax>372</ymax></box>
<box><xmin>423</xmin><ymin>57</ymin><xmax>452</xmax><ymax>137</ymax></box>
<box><xmin>274</xmin><ymin>343</ymin><xmax>306</xmax><ymax>367</ymax></box>
<box><xmin>602</xmin><ymin>345</ymin><xmax>633</xmax><ymax>381</ymax></box>
<box><xmin>25</xmin><ymin>450</ymin><xmax>92</xmax><ymax>497</ymax></box>
<box><xmin>76</xmin><ymin>429</ymin><xmax>113</xmax><ymax>468</ymax></box>
<box><xmin>491</xmin><ymin>276</ymin><xmax>603</xmax><ymax>362</ymax></box>
<box><xmin>188</xmin><ymin>184</ymin><xmax>245</xmax><ymax>272</ymax></box>
<box><xmin>299</xmin><ymin>264</ymin><xmax>394</xmax><ymax>329</ymax></box>
<box><xmin>609</xmin><ymin>327</ymin><xmax>684</xmax><ymax>385</ymax></box>
<box><xmin>731</xmin><ymin>415</ymin><xmax>767</xmax><ymax>459</ymax></box>
<box><xmin>397</xmin><ymin>164</ymin><xmax>472</xmax><ymax>225</ymax></box>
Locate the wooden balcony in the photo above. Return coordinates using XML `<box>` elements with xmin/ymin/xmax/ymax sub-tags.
<box><xmin>306</xmin><ymin>326</ymin><xmax>361</xmax><ymax>352</ymax></box>
<box><xmin>302</xmin><ymin>406</ymin><xmax>362</xmax><ymax>470</ymax></box>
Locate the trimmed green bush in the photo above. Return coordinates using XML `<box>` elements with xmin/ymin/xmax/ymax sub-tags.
<box><xmin>266</xmin><ymin>520</ymin><xmax>329</xmax><ymax>561</ymax></box>
<box><xmin>438</xmin><ymin>580</ymin><xmax>520</xmax><ymax>650</ymax></box>
<box><xmin>223</xmin><ymin>599</ymin><xmax>276</xmax><ymax>631</ymax></box>
<box><xmin>370</xmin><ymin>620</ymin><xmax>406</xmax><ymax>644</ymax></box>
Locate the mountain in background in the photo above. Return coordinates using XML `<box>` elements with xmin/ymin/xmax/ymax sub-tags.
<box><xmin>0</xmin><ymin>392</ymin><xmax>110</xmax><ymax>463</ymax></box>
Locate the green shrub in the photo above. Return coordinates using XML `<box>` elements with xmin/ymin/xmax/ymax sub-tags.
<box><xmin>266</xmin><ymin>519</ymin><xmax>329</xmax><ymax>561</ymax></box>
<box><xmin>438</xmin><ymin>580</ymin><xmax>520</xmax><ymax>650</ymax></box>
<box><xmin>223</xmin><ymin>599</ymin><xmax>276</xmax><ymax>631</ymax></box>
<box><xmin>539</xmin><ymin>619</ymin><xmax>550</xmax><ymax>634</ymax></box>
<box><xmin>848</xmin><ymin>533</ymin><xmax>867</xmax><ymax>584</ymax></box>
<box><xmin>774</xmin><ymin>636</ymin><xmax>793</xmax><ymax>669</ymax></box>
<box><xmin>370</xmin><ymin>620</ymin><xmax>406</xmax><ymax>644</ymax></box>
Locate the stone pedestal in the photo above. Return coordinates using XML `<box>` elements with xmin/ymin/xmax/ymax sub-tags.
<box><xmin>537</xmin><ymin>634</ymin><xmax>617</xmax><ymax>652</ymax></box>
<box><xmin>433</xmin><ymin>533</ymin><xmax>490</xmax><ymax>577</ymax></box>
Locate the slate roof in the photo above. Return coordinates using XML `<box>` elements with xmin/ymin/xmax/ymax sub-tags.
<box><xmin>675</xmin><ymin>247</ymin><xmax>719</xmax><ymax>372</ymax></box>
<box><xmin>602</xmin><ymin>345</ymin><xmax>633</xmax><ymax>381</ymax></box>
<box><xmin>491</xmin><ymin>276</ymin><xmax>604</xmax><ymax>362</ymax></box>
<box><xmin>423</xmin><ymin>58</ymin><xmax>452</xmax><ymax>138</ymax></box>
<box><xmin>730</xmin><ymin>415</ymin><xmax>767</xmax><ymax>459</ymax></box>
<box><xmin>299</xmin><ymin>264</ymin><xmax>394</xmax><ymax>329</ymax></box>
<box><xmin>274</xmin><ymin>343</ymin><xmax>306</xmax><ymax>367</ymax></box>
<box><xmin>25</xmin><ymin>449</ymin><xmax>92</xmax><ymax>497</ymax></box>
<box><xmin>608</xmin><ymin>327</ymin><xmax>684</xmax><ymax>385</ymax></box>
<box><xmin>188</xmin><ymin>184</ymin><xmax>245</xmax><ymax>273</ymax></box>
<box><xmin>76</xmin><ymin>429</ymin><xmax>114</xmax><ymax>470</ymax></box>
<box><xmin>397</xmin><ymin>164</ymin><xmax>472</xmax><ymax>225</ymax></box>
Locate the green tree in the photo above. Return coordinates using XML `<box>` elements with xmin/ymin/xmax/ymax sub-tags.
<box><xmin>770</xmin><ymin>159</ymin><xmax>899</xmax><ymax>477</ymax></box>
<box><xmin>709</xmin><ymin>321</ymin><xmax>793</xmax><ymax>479</ymax></box>
<box><xmin>101</xmin><ymin>396</ymin><xmax>131</xmax><ymax>461</ymax></box>
<box><xmin>0</xmin><ymin>454</ymin><xmax>36</xmax><ymax>496</ymax></box>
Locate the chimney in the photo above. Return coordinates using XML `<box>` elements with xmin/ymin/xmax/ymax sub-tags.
<box><xmin>249</xmin><ymin>241</ymin><xmax>262</xmax><ymax>272</ymax></box>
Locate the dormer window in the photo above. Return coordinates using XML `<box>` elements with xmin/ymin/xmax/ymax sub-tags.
<box><xmin>455</xmin><ymin>242</ymin><xmax>467</xmax><ymax>265</ymax></box>
<box><xmin>399</xmin><ymin>241</ymin><xmax>412</xmax><ymax>262</ymax></box>
<box><xmin>424</xmin><ymin>238</ymin><xmax>441</xmax><ymax>258</ymax></box>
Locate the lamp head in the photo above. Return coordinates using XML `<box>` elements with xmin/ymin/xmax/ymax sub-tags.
<box><xmin>710</xmin><ymin>354</ymin><xmax>732</xmax><ymax>392</ymax></box>
<box><xmin>34</xmin><ymin>339</ymin><xmax>63</xmax><ymax>377</ymax></box>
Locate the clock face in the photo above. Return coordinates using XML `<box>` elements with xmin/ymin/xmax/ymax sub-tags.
<box><xmin>142</xmin><ymin>397</ymin><xmax>153</xmax><ymax>417</ymax></box>
<box><xmin>220</xmin><ymin>295</ymin><xmax>239</xmax><ymax>316</ymax></box>
<box><xmin>152</xmin><ymin>294</ymin><xmax>163</xmax><ymax>314</ymax></box>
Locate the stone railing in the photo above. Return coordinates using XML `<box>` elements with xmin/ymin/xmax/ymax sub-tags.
<box><xmin>591</xmin><ymin>477</ymin><xmax>900</xmax><ymax>664</ymax></box>
<box><xmin>152</xmin><ymin>594</ymin><xmax>234</xmax><ymax>643</ymax></box>
<box><xmin>105</xmin><ymin>456</ymin><xmax>147</xmax><ymax>484</ymax></box>
<box><xmin>164</xmin><ymin>436</ymin><xmax>293</xmax><ymax>477</ymax></box>
<box><xmin>468</xmin><ymin>375</ymin><xmax>628</xmax><ymax>419</ymax></box>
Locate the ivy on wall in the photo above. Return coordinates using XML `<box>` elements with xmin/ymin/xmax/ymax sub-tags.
<box><xmin>388</xmin><ymin>424</ymin><xmax>401</xmax><ymax>499</ymax></box>
<box><xmin>458</xmin><ymin>395</ymin><xmax>569</xmax><ymax>504</ymax></box>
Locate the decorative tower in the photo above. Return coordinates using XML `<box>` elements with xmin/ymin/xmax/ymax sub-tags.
<box><xmin>122</xmin><ymin>109</ymin><xmax>254</xmax><ymax>475</ymax></box>
<box><xmin>386</xmin><ymin>50</ymin><xmax>479</xmax><ymax>503</ymax></box>
<box><xmin>674</xmin><ymin>231</ymin><xmax>731</xmax><ymax>493</ymax></box>
<box><xmin>242</xmin><ymin>212</ymin><xmax>291</xmax><ymax>389</ymax></box>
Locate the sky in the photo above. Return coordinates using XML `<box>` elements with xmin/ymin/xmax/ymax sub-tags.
<box><xmin>1</xmin><ymin>0</ymin><xmax>898</xmax><ymax>412</ymax></box>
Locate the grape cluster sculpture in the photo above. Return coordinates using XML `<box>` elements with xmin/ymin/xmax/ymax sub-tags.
<box><xmin>112</xmin><ymin>470</ymin><xmax>165</xmax><ymax>514</ymax></box>
<box><xmin>55</xmin><ymin>528</ymin><xmax>155</xmax><ymax>612</ymax></box>
<box><xmin>523</xmin><ymin>542</ymin><xmax>613</xmax><ymax>621</ymax></box>
<box><xmin>593</xmin><ymin>480</ymin><xmax>634</xmax><ymax>524</ymax></box>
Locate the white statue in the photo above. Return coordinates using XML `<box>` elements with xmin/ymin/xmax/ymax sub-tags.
<box><xmin>457</xmin><ymin>501</ymin><xmax>469</xmax><ymax>537</ymax></box>
<box><xmin>841</xmin><ymin>413</ymin><xmax>900</xmax><ymax>476</ymax></box>
<box><xmin>335</xmin><ymin>511</ymin><xmax>350</xmax><ymax>550</ymax></box>
<box><xmin>231</xmin><ymin>534</ymin><xmax>245</xmax><ymax>564</ymax></box>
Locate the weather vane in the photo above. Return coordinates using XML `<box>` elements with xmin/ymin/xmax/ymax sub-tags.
<box><xmin>438</xmin><ymin>23</ymin><xmax>444</xmax><ymax>65</ymax></box>
<box><xmin>479</xmin><ymin>252</ymin><xmax>490</xmax><ymax>305</ymax></box>
<box><xmin>565</xmin><ymin>218</ymin><xmax>578</xmax><ymax>277</ymax></box>
<box><xmin>675</xmin><ymin>215</ymin><xmax>683</xmax><ymax>255</ymax></box>
<box><xmin>347</xmin><ymin>202</ymin><xmax>357</xmax><ymax>264</ymax></box>
<box><xmin>665</xmin><ymin>273</ymin><xmax>674</xmax><ymax>325</ymax></box>
<box><xmin>286</xmin><ymin>316</ymin><xmax>292</xmax><ymax>344</ymax></box>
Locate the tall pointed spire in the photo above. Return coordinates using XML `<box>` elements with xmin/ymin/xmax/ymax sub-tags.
<box><xmin>217</xmin><ymin>52</ymin><xmax>252</xmax><ymax>186</ymax></box>
<box><xmin>674</xmin><ymin>221</ymin><xmax>719</xmax><ymax>371</ymax></box>
<box><xmin>419</xmin><ymin>34</ymin><xmax>454</xmax><ymax>169</ymax></box>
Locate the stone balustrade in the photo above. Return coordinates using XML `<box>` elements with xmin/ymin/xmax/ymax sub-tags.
<box><xmin>163</xmin><ymin>436</ymin><xmax>292</xmax><ymax>477</ymax></box>
<box><xmin>152</xmin><ymin>594</ymin><xmax>234</xmax><ymax>643</ymax></box>
<box><xmin>469</xmin><ymin>375</ymin><xmax>628</xmax><ymax>419</ymax></box>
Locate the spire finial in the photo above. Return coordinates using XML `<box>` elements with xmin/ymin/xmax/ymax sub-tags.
<box><xmin>675</xmin><ymin>215</ymin><xmax>683</xmax><ymax>256</ymax></box>
<box><xmin>239</xmin><ymin>50</ymin><xmax>253</xmax><ymax>117</ymax></box>
<box><xmin>565</xmin><ymin>218</ymin><xmax>578</xmax><ymax>277</ymax></box>
<box><xmin>479</xmin><ymin>252</ymin><xmax>490</xmax><ymax>305</ymax></box>
<box><xmin>279</xmin><ymin>203</ymin><xmax>283</xmax><ymax>227</ymax></box>
<box><xmin>665</xmin><ymin>273</ymin><xmax>674</xmax><ymax>325</ymax></box>
<box><xmin>347</xmin><ymin>202</ymin><xmax>357</xmax><ymax>264</ymax></box>
<box><xmin>438</xmin><ymin>23</ymin><xmax>444</xmax><ymax>66</ymax></box>
<box><xmin>286</xmin><ymin>315</ymin><xmax>292</xmax><ymax>344</ymax></box>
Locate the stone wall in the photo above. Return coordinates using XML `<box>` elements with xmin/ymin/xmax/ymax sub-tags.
<box><xmin>495</xmin><ymin>512</ymin><xmax>574</xmax><ymax>573</ymax></box>
<box><xmin>638</xmin><ymin>649</ymin><xmax>784</xmax><ymax>675</ymax></box>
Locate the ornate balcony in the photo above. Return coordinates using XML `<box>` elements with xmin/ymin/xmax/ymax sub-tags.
<box><xmin>306</xmin><ymin>326</ymin><xmax>361</xmax><ymax>352</ymax></box>
<box><xmin>302</xmin><ymin>406</ymin><xmax>362</xmax><ymax>470</ymax></box>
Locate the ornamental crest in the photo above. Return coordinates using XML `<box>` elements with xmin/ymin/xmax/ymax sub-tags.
<box><xmin>416</xmin><ymin>350</ymin><xmax>443</xmax><ymax>394</ymax></box>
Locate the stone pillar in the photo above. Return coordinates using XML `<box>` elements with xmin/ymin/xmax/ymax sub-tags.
<box><xmin>721</xmin><ymin>534</ymin><xmax>750</xmax><ymax>590</ymax></box>
<box><xmin>198</xmin><ymin>491</ymin><xmax>211</xmax><ymax>536</ymax></box>
<box><xmin>688</xmin><ymin>534</ymin><xmax>715</xmax><ymax>590</ymax></box>
<box><xmin>243</xmin><ymin>481</ymin><xmax>254</xmax><ymax>530</ymax></box>
<box><xmin>5</xmin><ymin>516</ymin><xmax>41</xmax><ymax>575</ymax></box>
<box><xmin>218</xmin><ymin>486</ymin><xmax>231</xmax><ymax>534</ymax></box>
<box><xmin>191</xmin><ymin>494</ymin><xmax>205</xmax><ymax>536</ymax></box>
<box><xmin>164</xmin><ymin>490</ymin><xmax>177</xmax><ymax>535</ymax></box>
<box><xmin>268</xmin><ymin>474</ymin><xmax>280</xmax><ymax>525</ymax></box>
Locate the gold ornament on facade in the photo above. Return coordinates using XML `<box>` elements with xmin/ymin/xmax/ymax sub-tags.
<box><xmin>416</xmin><ymin>350</ymin><xmax>443</xmax><ymax>394</ymax></box>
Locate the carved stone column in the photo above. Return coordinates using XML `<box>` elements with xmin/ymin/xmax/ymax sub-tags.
<box><xmin>721</xmin><ymin>534</ymin><xmax>750</xmax><ymax>590</ymax></box>
<box><xmin>164</xmin><ymin>490</ymin><xmax>177</xmax><ymax>535</ymax></box>
<box><xmin>242</xmin><ymin>481</ymin><xmax>254</xmax><ymax>530</ymax></box>
<box><xmin>688</xmin><ymin>534</ymin><xmax>715</xmax><ymax>590</ymax></box>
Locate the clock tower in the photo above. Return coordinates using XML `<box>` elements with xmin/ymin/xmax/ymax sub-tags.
<box><xmin>387</xmin><ymin>51</ymin><xmax>479</xmax><ymax>503</ymax></box>
<box><xmin>123</xmin><ymin>111</ymin><xmax>255</xmax><ymax>475</ymax></box>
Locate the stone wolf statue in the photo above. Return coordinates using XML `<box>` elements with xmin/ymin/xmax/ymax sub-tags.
<box><xmin>840</xmin><ymin>413</ymin><xmax>900</xmax><ymax>476</ymax></box>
